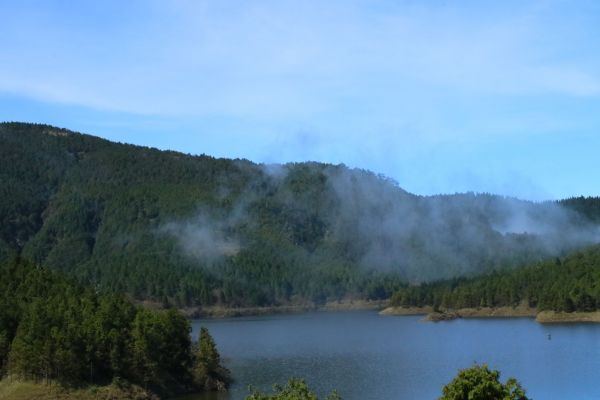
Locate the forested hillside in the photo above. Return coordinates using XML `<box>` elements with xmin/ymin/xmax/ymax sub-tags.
<box><xmin>390</xmin><ymin>244</ymin><xmax>600</xmax><ymax>312</ymax></box>
<box><xmin>0</xmin><ymin>257</ymin><xmax>229</xmax><ymax>397</ymax></box>
<box><xmin>1</xmin><ymin>122</ymin><xmax>599</xmax><ymax>307</ymax></box>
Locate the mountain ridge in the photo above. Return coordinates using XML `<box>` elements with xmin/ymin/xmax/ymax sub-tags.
<box><xmin>1</xmin><ymin>122</ymin><xmax>599</xmax><ymax>307</ymax></box>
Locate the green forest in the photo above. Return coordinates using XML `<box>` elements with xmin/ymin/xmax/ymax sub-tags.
<box><xmin>0</xmin><ymin>257</ymin><xmax>229</xmax><ymax>397</ymax></box>
<box><xmin>0</xmin><ymin>123</ymin><xmax>600</xmax><ymax>307</ymax></box>
<box><xmin>1</xmin><ymin>122</ymin><xmax>599</xmax><ymax>400</ymax></box>
<box><xmin>2</xmin><ymin>122</ymin><xmax>599</xmax><ymax>308</ymax></box>
<box><xmin>390</xmin><ymin>244</ymin><xmax>600</xmax><ymax>312</ymax></box>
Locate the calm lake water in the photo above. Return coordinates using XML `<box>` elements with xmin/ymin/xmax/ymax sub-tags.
<box><xmin>187</xmin><ymin>311</ymin><xmax>600</xmax><ymax>400</ymax></box>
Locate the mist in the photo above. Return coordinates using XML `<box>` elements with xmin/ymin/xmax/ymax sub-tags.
<box><xmin>161</xmin><ymin>161</ymin><xmax>600</xmax><ymax>282</ymax></box>
<box><xmin>160</xmin><ymin>212</ymin><xmax>241</xmax><ymax>262</ymax></box>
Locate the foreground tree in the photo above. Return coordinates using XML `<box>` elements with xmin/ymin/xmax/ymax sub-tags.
<box><xmin>246</xmin><ymin>378</ymin><xmax>340</xmax><ymax>400</ymax></box>
<box><xmin>0</xmin><ymin>258</ymin><xmax>225</xmax><ymax>397</ymax></box>
<box><xmin>440</xmin><ymin>364</ymin><xmax>529</xmax><ymax>400</ymax></box>
<box><xmin>192</xmin><ymin>327</ymin><xmax>231</xmax><ymax>391</ymax></box>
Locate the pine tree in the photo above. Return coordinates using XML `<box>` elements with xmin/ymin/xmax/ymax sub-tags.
<box><xmin>193</xmin><ymin>327</ymin><xmax>230</xmax><ymax>391</ymax></box>
<box><xmin>199</xmin><ymin>327</ymin><xmax>220</xmax><ymax>372</ymax></box>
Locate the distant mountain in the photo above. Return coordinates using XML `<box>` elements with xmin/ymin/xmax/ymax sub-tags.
<box><xmin>1</xmin><ymin>122</ymin><xmax>599</xmax><ymax>307</ymax></box>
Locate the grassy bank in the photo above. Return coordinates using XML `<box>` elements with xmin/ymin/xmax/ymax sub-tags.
<box><xmin>536</xmin><ymin>310</ymin><xmax>600</xmax><ymax>323</ymax></box>
<box><xmin>378</xmin><ymin>305</ymin><xmax>434</xmax><ymax>316</ymax></box>
<box><xmin>0</xmin><ymin>379</ymin><xmax>158</xmax><ymax>400</ymax></box>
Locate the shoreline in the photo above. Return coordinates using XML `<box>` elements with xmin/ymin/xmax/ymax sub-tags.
<box><xmin>379</xmin><ymin>306</ymin><xmax>600</xmax><ymax>324</ymax></box>
<box><xmin>180</xmin><ymin>299</ymin><xmax>387</xmax><ymax>319</ymax></box>
<box><xmin>379</xmin><ymin>305</ymin><xmax>434</xmax><ymax>316</ymax></box>
<box><xmin>142</xmin><ymin>298</ymin><xmax>600</xmax><ymax>324</ymax></box>
<box><xmin>535</xmin><ymin>310</ymin><xmax>600</xmax><ymax>323</ymax></box>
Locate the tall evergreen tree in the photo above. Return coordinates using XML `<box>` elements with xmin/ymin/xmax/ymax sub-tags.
<box><xmin>0</xmin><ymin>258</ymin><xmax>221</xmax><ymax>397</ymax></box>
<box><xmin>193</xmin><ymin>327</ymin><xmax>231</xmax><ymax>391</ymax></box>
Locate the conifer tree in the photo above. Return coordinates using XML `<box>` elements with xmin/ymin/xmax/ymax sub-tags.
<box><xmin>193</xmin><ymin>327</ymin><xmax>231</xmax><ymax>391</ymax></box>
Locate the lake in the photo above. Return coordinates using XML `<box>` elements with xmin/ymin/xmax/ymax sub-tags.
<box><xmin>188</xmin><ymin>311</ymin><xmax>600</xmax><ymax>399</ymax></box>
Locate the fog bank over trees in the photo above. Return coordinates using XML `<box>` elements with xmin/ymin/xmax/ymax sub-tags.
<box><xmin>2</xmin><ymin>122</ymin><xmax>599</xmax><ymax>307</ymax></box>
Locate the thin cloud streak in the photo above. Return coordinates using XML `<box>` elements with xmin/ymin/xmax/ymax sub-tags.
<box><xmin>1</xmin><ymin>1</ymin><xmax>599</xmax><ymax>118</ymax></box>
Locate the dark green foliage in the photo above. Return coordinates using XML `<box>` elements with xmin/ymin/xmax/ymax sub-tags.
<box><xmin>246</xmin><ymin>378</ymin><xmax>340</xmax><ymax>400</ymax></box>
<box><xmin>440</xmin><ymin>364</ymin><xmax>528</xmax><ymax>400</ymax></box>
<box><xmin>2</xmin><ymin>122</ymin><xmax>599</xmax><ymax>307</ymax></box>
<box><xmin>192</xmin><ymin>327</ymin><xmax>231</xmax><ymax>391</ymax></box>
<box><xmin>130</xmin><ymin>309</ymin><xmax>194</xmax><ymax>392</ymax></box>
<box><xmin>560</xmin><ymin>196</ymin><xmax>600</xmax><ymax>223</ymax></box>
<box><xmin>0</xmin><ymin>123</ymin><xmax>409</xmax><ymax>306</ymax></box>
<box><xmin>391</xmin><ymin>245</ymin><xmax>600</xmax><ymax>312</ymax></box>
<box><xmin>0</xmin><ymin>258</ymin><xmax>216</xmax><ymax>397</ymax></box>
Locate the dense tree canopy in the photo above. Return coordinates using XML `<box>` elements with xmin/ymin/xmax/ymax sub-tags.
<box><xmin>391</xmin><ymin>245</ymin><xmax>600</xmax><ymax>312</ymax></box>
<box><xmin>246</xmin><ymin>379</ymin><xmax>340</xmax><ymax>400</ymax></box>
<box><xmin>0</xmin><ymin>257</ymin><xmax>225</xmax><ymax>397</ymax></box>
<box><xmin>2</xmin><ymin>122</ymin><xmax>599</xmax><ymax>308</ymax></box>
<box><xmin>440</xmin><ymin>364</ymin><xmax>528</xmax><ymax>400</ymax></box>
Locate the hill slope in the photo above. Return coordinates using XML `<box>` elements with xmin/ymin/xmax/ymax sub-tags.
<box><xmin>1</xmin><ymin>122</ymin><xmax>599</xmax><ymax>307</ymax></box>
<box><xmin>389</xmin><ymin>244</ymin><xmax>600</xmax><ymax>313</ymax></box>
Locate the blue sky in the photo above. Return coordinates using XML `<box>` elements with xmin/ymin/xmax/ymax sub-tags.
<box><xmin>1</xmin><ymin>0</ymin><xmax>599</xmax><ymax>200</ymax></box>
